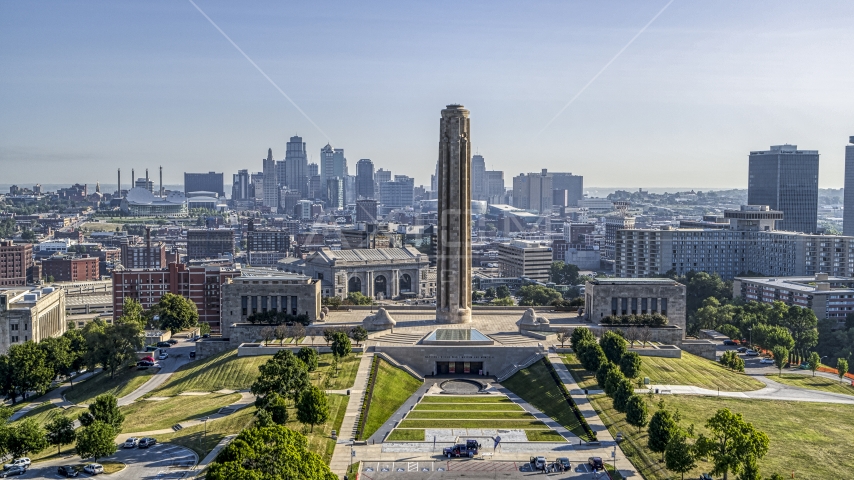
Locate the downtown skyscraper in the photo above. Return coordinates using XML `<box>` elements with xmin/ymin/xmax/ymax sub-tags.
<box><xmin>285</xmin><ymin>136</ymin><xmax>308</xmax><ymax>198</ymax></box>
<box><xmin>356</xmin><ymin>158</ymin><xmax>375</xmax><ymax>199</ymax></box>
<box><xmin>747</xmin><ymin>144</ymin><xmax>819</xmax><ymax>234</ymax></box>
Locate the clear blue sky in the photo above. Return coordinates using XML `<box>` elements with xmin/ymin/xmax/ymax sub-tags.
<box><xmin>2</xmin><ymin>1</ymin><xmax>853</xmax><ymax>189</ymax></box>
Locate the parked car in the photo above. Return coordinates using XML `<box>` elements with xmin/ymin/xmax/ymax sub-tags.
<box><xmin>83</xmin><ymin>463</ymin><xmax>104</xmax><ymax>475</ymax></box>
<box><xmin>57</xmin><ymin>465</ymin><xmax>79</xmax><ymax>477</ymax></box>
<box><xmin>0</xmin><ymin>466</ymin><xmax>26</xmax><ymax>477</ymax></box>
<box><xmin>737</xmin><ymin>347</ymin><xmax>748</xmax><ymax>353</ymax></box>
<box><xmin>138</xmin><ymin>437</ymin><xmax>157</xmax><ymax>448</ymax></box>
<box><xmin>588</xmin><ymin>456</ymin><xmax>604</xmax><ymax>471</ymax></box>
<box><xmin>2</xmin><ymin>459</ymin><xmax>29</xmax><ymax>469</ymax></box>
<box><xmin>444</xmin><ymin>440</ymin><xmax>480</xmax><ymax>458</ymax></box>
<box><xmin>723</xmin><ymin>340</ymin><xmax>738</xmax><ymax>346</ymax></box>
<box><xmin>760</xmin><ymin>357</ymin><xmax>775</xmax><ymax>364</ymax></box>
<box><xmin>189</xmin><ymin>351</ymin><xmax>196</xmax><ymax>358</ymax></box>
<box><xmin>157</xmin><ymin>341</ymin><xmax>171</xmax><ymax>348</ymax></box>
<box><xmin>202</xmin><ymin>333</ymin><xmax>211</xmax><ymax>338</ymax></box>
<box><xmin>145</xmin><ymin>345</ymin><xmax>159</xmax><ymax>352</ymax></box>
<box><xmin>137</xmin><ymin>360</ymin><xmax>155</xmax><ymax>367</ymax></box>
<box><xmin>124</xmin><ymin>437</ymin><xmax>138</xmax><ymax>448</ymax></box>
<box><xmin>159</xmin><ymin>352</ymin><xmax>169</xmax><ymax>360</ymax></box>
<box><xmin>167</xmin><ymin>338</ymin><xmax>179</xmax><ymax>344</ymax></box>
<box><xmin>746</xmin><ymin>350</ymin><xmax>760</xmax><ymax>356</ymax></box>
<box><xmin>530</xmin><ymin>456</ymin><xmax>547</xmax><ymax>471</ymax></box>
<box><xmin>556</xmin><ymin>457</ymin><xmax>571</xmax><ymax>471</ymax></box>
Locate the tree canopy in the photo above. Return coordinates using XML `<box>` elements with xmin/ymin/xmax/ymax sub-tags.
<box><xmin>251</xmin><ymin>350</ymin><xmax>310</xmax><ymax>403</ymax></box>
<box><xmin>150</xmin><ymin>293</ymin><xmax>199</xmax><ymax>333</ymax></box>
<box><xmin>549</xmin><ymin>261</ymin><xmax>581</xmax><ymax>285</ymax></box>
<box><xmin>695</xmin><ymin>408</ymin><xmax>770</xmax><ymax>480</ymax></box>
<box><xmin>516</xmin><ymin>285</ymin><xmax>563</xmax><ymax>306</ymax></box>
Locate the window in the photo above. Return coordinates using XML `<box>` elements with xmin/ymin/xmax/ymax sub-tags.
<box><xmin>241</xmin><ymin>296</ymin><xmax>248</xmax><ymax>316</ymax></box>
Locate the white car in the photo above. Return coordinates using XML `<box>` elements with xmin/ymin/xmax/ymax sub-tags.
<box><xmin>124</xmin><ymin>437</ymin><xmax>138</xmax><ymax>448</ymax></box>
<box><xmin>760</xmin><ymin>357</ymin><xmax>775</xmax><ymax>364</ymax></box>
<box><xmin>84</xmin><ymin>463</ymin><xmax>104</xmax><ymax>474</ymax></box>
<box><xmin>158</xmin><ymin>352</ymin><xmax>168</xmax><ymax>360</ymax></box>
<box><xmin>2</xmin><ymin>458</ymin><xmax>30</xmax><ymax>469</ymax></box>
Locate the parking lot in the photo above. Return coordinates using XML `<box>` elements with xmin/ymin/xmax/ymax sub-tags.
<box><xmin>357</xmin><ymin>460</ymin><xmax>614</xmax><ymax>479</ymax></box>
<box><xmin>23</xmin><ymin>443</ymin><xmax>197</xmax><ymax>479</ymax></box>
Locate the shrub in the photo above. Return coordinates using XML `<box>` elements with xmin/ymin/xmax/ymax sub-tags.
<box><xmin>600</xmin><ymin>313</ymin><xmax>668</xmax><ymax>327</ymax></box>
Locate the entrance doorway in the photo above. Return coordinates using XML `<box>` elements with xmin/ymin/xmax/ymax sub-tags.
<box><xmin>435</xmin><ymin>361</ymin><xmax>484</xmax><ymax>375</ymax></box>
<box><xmin>374</xmin><ymin>275</ymin><xmax>387</xmax><ymax>298</ymax></box>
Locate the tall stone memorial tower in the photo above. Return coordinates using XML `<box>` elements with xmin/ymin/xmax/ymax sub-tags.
<box><xmin>436</xmin><ymin>105</ymin><xmax>473</xmax><ymax>324</ymax></box>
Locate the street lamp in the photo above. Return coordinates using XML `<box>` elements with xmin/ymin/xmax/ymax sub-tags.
<box><xmin>748</xmin><ymin>327</ymin><xmax>753</xmax><ymax>349</ymax></box>
<box><xmin>203</xmin><ymin>416</ymin><xmax>210</xmax><ymax>456</ymax></box>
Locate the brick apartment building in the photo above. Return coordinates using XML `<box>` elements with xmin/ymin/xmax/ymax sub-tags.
<box><xmin>187</xmin><ymin>229</ymin><xmax>235</xmax><ymax>260</ymax></box>
<box><xmin>41</xmin><ymin>255</ymin><xmax>100</xmax><ymax>282</ymax></box>
<box><xmin>112</xmin><ymin>262</ymin><xmax>239</xmax><ymax>332</ymax></box>
<box><xmin>120</xmin><ymin>242</ymin><xmax>167</xmax><ymax>269</ymax></box>
<box><xmin>0</xmin><ymin>241</ymin><xmax>33</xmax><ymax>286</ymax></box>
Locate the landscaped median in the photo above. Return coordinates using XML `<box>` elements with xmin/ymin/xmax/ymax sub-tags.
<box><xmin>357</xmin><ymin>357</ymin><xmax>422</xmax><ymax>440</ymax></box>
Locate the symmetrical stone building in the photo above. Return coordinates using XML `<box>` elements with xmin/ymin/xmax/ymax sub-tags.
<box><xmin>220</xmin><ymin>269</ymin><xmax>321</xmax><ymax>331</ymax></box>
<box><xmin>0</xmin><ymin>286</ymin><xmax>66</xmax><ymax>354</ymax></box>
<box><xmin>300</xmin><ymin>247</ymin><xmax>430</xmax><ymax>300</ymax></box>
<box><xmin>583</xmin><ymin>277</ymin><xmax>687</xmax><ymax>336</ymax></box>
<box><xmin>436</xmin><ymin>104</ymin><xmax>473</xmax><ymax>324</ymax></box>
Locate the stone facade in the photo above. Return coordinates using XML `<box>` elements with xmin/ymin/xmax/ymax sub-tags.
<box><xmin>220</xmin><ymin>271</ymin><xmax>321</xmax><ymax>339</ymax></box>
<box><xmin>584</xmin><ymin>278</ymin><xmax>687</xmax><ymax>337</ymax></box>
<box><xmin>436</xmin><ymin>104</ymin><xmax>473</xmax><ymax>324</ymax></box>
<box><xmin>375</xmin><ymin>344</ymin><xmax>545</xmax><ymax>377</ymax></box>
<box><xmin>301</xmin><ymin>247</ymin><xmax>429</xmax><ymax>300</ymax></box>
<box><xmin>0</xmin><ymin>287</ymin><xmax>66</xmax><ymax>354</ymax></box>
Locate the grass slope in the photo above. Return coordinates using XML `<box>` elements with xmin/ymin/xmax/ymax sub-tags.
<box><xmin>362</xmin><ymin>360</ymin><xmax>422</xmax><ymax>439</ymax></box>
<box><xmin>151</xmin><ymin>350</ymin><xmax>271</xmax><ymax>396</ymax></box>
<box><xmin>768</xmin><ymin>373</ymin><xmax>854</xmax><ymax>396</ymax></box>
<box><xmin>157</xmin><ymin>405</ymin><xmax>257</xmax><ymax>458</ymax></box>
<box><xmin>313</xmin><ymin>353</ymin><xmax>361</xmax><ymax>390</ymax></box>
<box><xmin>413</xmin><ymin>403</ymin><xmax>524</xmax><ymax>411</ymax></box>
<box><xmin>396</xmin><ymin>419</ymin><xmax>546</xmax><ymax>429</ymax></box>
<box><xmin>64</xmin><ymin>367</ymin><xmax>155</xmax><ymax>405</ymax></box>
<box><xmin>120</xmin><ymin>393</ymin><xmax>241</xmax><ymax>433</ymax></box>
<box><xmin>591</xmin><ymin>394</ymin><xmax>854</xmax><ymax>480</ymax></box>
<box><xmin>501</xmin><ymin>359</ymin><xmax>587</xmax><ymax>438</ymax></box>
<box><xmin>406</xmin><ymin>410</ymin><xmax>534</xmax><ymax>420</ymax></box>
<box><xmin>387</xmin><ymin>429</ymin><xmax>425</xmax><ymax>441</ymax></box>
<box><xmin>419</xmin><ymin>396</ymin><xmax>512</xmax><ymax>403</ymax></box>
<box><xmin>11</xmin><ymin>403</ymin><xmax>85</xmax><ymax>427</ymax></box>
<box><xmin>285</xmin><ymin>393</ymin><xmax>348</xmax><ymax>463</ymax></box>
<box><xmin>560</xmin><ymin>353</ymin><xmax>599</xmax><ymax>390</ymax></box>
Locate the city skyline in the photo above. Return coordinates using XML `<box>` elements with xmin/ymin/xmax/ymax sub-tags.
<box><xmin>2</xmin><ymin>1</ymin><xmax>854</xmax><ymax>187</ymax></box>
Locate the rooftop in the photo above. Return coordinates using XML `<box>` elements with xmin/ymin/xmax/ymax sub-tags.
<box><xmin>589</xmin><ymin>278</ymin><xmax>683</xmax><ymax>286</ymax></box>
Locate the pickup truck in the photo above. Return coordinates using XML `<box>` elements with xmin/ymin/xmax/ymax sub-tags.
<box><xmin>443</xmin><ymin>439</ymin><xmax>480</xmax><ymax>458</ymax></box>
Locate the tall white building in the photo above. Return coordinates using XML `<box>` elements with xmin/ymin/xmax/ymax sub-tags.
<box><xmin>262</xmin><ymin>148</ymin><xmax>278</xmax><ymax>209</ymax></box>
<box><xmin>285</xmin><ymin>136</ymin><xmax>308</xmax><ymax>197</ymax></box>
<box><xmin>320</xmin><ymin>144</ymin><xmax>348</xmax><ymax>187</ymax></box>
<box><xmin>472</xmin><ymin>154</ymin><xmax>487</xmax><ymax>201</ymax></box>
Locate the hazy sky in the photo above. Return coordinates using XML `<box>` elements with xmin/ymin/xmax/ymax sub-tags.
<box><xmin>2</xmin><ymin>1</ymin><xmax>853</xmax><ymax>189</ymax></box>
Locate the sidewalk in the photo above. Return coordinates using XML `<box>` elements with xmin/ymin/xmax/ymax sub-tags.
<box><xmin>494</xmin><ymin>385</ymin><xmax>580</xmax><ymax>442</ymax></box>
<box><xmin>549</xmin><ymin>353</ymin><xmax>637</xmax><ymax>478</ymax></box>
<box><xmin>8</xmin><ymin>371</ymin><xmax>98</xmax><ymax>422</ymax></box>
<box><xmin>329</xmin><ymin>352</ymin><xmax>375</xmax><ymax>478</ymax></box>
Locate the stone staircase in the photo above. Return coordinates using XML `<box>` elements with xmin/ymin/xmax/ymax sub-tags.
<box><xmin>370</xmin><ymin>332</ymin><xmax>426</xmax><ymax>344</ymax></box>
<box><xmin>495</xmin><ymin>352</ymin><xmax>543</xmax><ymax>382</ymax></box>
<box><xmin>489</xmin><ymin>332</ymin><xmax>540</xmax><ymax>345</ymax></box>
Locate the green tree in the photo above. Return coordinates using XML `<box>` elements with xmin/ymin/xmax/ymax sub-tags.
<box><xmin>251</xmin><ymin>350</ymin><xmax>310</xmax><ymax>403</ymax></box>
<box><xmin>570</xmin><ymin>327</ymin><xmax>595</xmax><ymax>351</ymax></box>
<box><xmin>753</xmin><ymin>324</ymin><xmax>794</xmax><ymax>351</ymax></box>
<box><xmin>75</xmin><ymin>421</ymin><xmax>117</xmax><ymax>461</ymax></box>
<box><xmin>208</xmin><ymin>425</ymin><xmax>336</xmax><ymax>480</ymax></box>
<box><xmin>62</xmin><ymin>329</ymin><xmax>88</xmax><ymax>382</ymax></box>
<box><xmin>296</xmin><ymin>385</ymin><xmax>330</xmax><ymax>433</ymax></box>
<box><xmin>771</xmin><ymin>346</ymin><xmax>789</xmax><ymax>376</ymax></box>
<box><xmin>717</xmin><ymin>324</ymin><xmax>742</xmax><ymax>342</ymax></box>
<box><xmin>296</xmin><ymin>347</ymin><xmax>319</xmax><ymax>372</ymax></box>
<box><xmin>625</xmin><ymin>395</ymin><xmax>648</xmax><ymax>433</ymax></box>
<box><xmin>807</xmin><ymin>351</ymin><xmax>821</xmax><ymax>376</ymax></box>
<box><xmin>263</xmin><ymin>392</ymin><xmax>289</xmax><ymax>425</ymax></box>
<box><xmin>737</xmin><ymin>455</ymin><xmax>762</xmax><ymax>480</ymax></box>
<box><xmin>485</xmin><ymin>287</ymin><xmax>496</xmax><ymax>298</ymax></box>
<box><xmin>330</xmin><ymin>331</ymin><xmax>352</xmax><ymax>359</ymax></box>
<box><xmin>79</xmin><ymin>394</ymin><xmax>125</xmax><ymax>431</ymax></box>
<box><xmin>612</xmin><ymin>377</ymin><xmax>635</xmax><ymax>413</ymax></box>
<box><xmin>496</xmin><ymin>285</ymin><xmax>511</xmax><ymax>299</ymax></box>
<box><xmin>578</xmin><ymin>340</ymin><xmax>607</xmax><ymax>372</ymax></box>
<box><xmin>600</xmin><ymin>330</ymin><xmax>628</xmax><ymax>364</ymax></box>
<box><xmin>555</xmin><ymin>329</ymin><xmax>571</xmax><ymax>348</ymax></box>
<box><xmin>648</xmin><ymin>407</ymin><xmax>679</xmax><ymax>460</ymax></box>
<box><xmin>596</xmin><ymin>362</ymin><xmax>619</xmax><ymax>391</ymax></box>
<box><xmin>619</xmin><ymin>351</ymin><xmax>642</xmax><ymax>379</ymax></box>
<box><xmin>39</xmin><ymin>335</ymin><xmax>73</xmax><ymax>382</ymax></box>
<box><xmin>120</xmin><ymin>298</ymin><xmax>146</xmax><ymax>328</ymax></box>
<box><xmin>45</xmin><ymin>414</ymin><xmax>77</xmax><ymax>454</ymax></box>
<box><xmin>516</xmin><ymin>285</ymin><xmax>563</xmax><ymax>306</ymax></box>
<box><xmin>8</xmin><ymin>418</ymin><xmax>48</xmax><ymax>457</ymax></box>
<box><xmin>7</xmin><ymin>341</ymin><xmax>54</xmax><ymax>402</ymax></box>
<box><xmin>549</xmin><ymin>261</ymin><xmax>580</xmax><ymax>285</ymax></box>
<box><xmin>349</xmin><ymin>326</ymin><xmax>368</xmax><ymax>346</ymax></box>
<box><xmin>695</xmin><ymin>409</ymin><xmax>770</xmax><ymax>480</ymax></box>
<box><xmin>346</xmin><ymin>292</ymin><xmax>372</xmax><ymax>306</ymax></box>
<box><xmin>84</xmin><ymin>318</ymin><xmax>144</xmax><ymax>378</ymax></box>
<box><xmin>665</xmin><ymin>432</ymin><xmax>696</xmax><ymax>480</ymax></box>
<box><xmin>151</xmin><ymin>293</ymin><xmax>199</xmax><ymax>333</ymax></box>
<box><xmin>782</xmin><ymin>306</ymin><xmax>819</xmax><ymax>352</ymax></box>
<box><xmin>838</xmin><ymin>358</ymin><xmax>849</xmax><ymax>380</ymax></box>
<box><xmin>490</xmin><ymin>296</ymin><xmax>515</xmax><ymax>306</ymax></box>
<box><xmin>604</xmin><ymin>367</ymin><xmax>625</xmax><ymax>397</ymax></box>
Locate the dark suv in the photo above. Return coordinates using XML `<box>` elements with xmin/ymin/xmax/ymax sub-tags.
<box><xmin>588</xmin><ymin>457</ymin><xmax>604</xmax><ymax>471</ymax></box>
<box><xmin>57</xmin><ymin>466</ymin><xmax>78</xmax><ymax>477</ymax></box>
<box><xmin>157</xmin><ymin>341</ymin><xmax>171</xmax><ymax>348</ymax></box>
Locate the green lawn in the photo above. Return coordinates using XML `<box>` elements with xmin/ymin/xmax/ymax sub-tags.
<box><xmin>120</xmin><ymin>393</ymin><xmax>241</xmax><ymax>433</ymax></box>
<box><xmin>406</xmin><ymin>410</ymin><xmax>534</xmax><ymax>420</ymax></box>
<box><xmin>768</xmin><ymin>373</ymin><xmax>854</xmax><ymax>396</ymax></box>
<box><xmin>501</xmin><ymin>359</ymin><xmax>588</xmax><ymax>438</ymax></box>
<box><xmin>10</xmin><ymin>402</ymin><xmax>85</xmax><ymax>427</ymax></box>
<box><xmin>590</xmin><ymin>393</ymin><xmax>854</xmax><ymax>480</ymax></box>
<box><xmin>64</xmin><ymin>367</ymin><xmax>155</xmax><ymax>405</ymax></box>
<box><xmin>361</xmin><ymin>359</ymin><xmax>422</xmax><ymax>439</ymax></box>
<box><xmin>413</xmin><ymin>402</ymin><xmax>524</xmax><ymax>411</ymax></box>
<box><xmin>387</xmin><ymin>429</ymin><xmax>425</xmax><ymax>441</ymax></box>
<box><xmin>313</xmin><ymin>353</ymin><xmax>361</xmax><ymax>390</ymax></box>
<box><xmin>157</xmin><ymin>405</ymin><xmax>257</xmax><ymax>458</ymax></box>
<box><xmin>526</xmin><ymin>430</ymin><xmax>565</xmax><ymax>442</ymax></box>
<box><xmin>396</xmin><ymin>418</ymin><xmax>546</xmax><ymax>428</ymax></box>
<box><xmin>151</xmin><ymin>350</ymin><xmax>271</xmax><ymax>396</ymax></box>
<box><xmin>560</xmin><ymin>353</ymin><xmax>600</xmax><ymax>390</ymax></box>
<box><xmin>420</xmin><ymin>396</ymin><xmax>512</xmax><ymax>403</ymax></box>
<box><xmin>285</xmin><ymin>393</ymin><xmax>348</xmax><ymax>463</ymax></box>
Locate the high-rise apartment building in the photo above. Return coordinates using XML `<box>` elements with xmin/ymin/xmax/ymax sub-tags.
<box><xmin>307</xmin><ymin>162</ymin><xmax>319</xmax><ymax>178</ymax></box>
<box><xmin>187</xmin><ymin>229</ymin><xmax>235</xmax><ymax>260</ymax></box>
<box><xmin>326</xmin><ymin>177</ymin><xmax>346</xmax><ymax>210</ymax></box>
<box><xmin>184</xmin><ymin>172</ymin><xmax>224</xmax><ymax>197</ymax></box>
<box><xmin>356</xmin><ymin>159</ymin><xmax>375</xmax><ymax>199</ymax></box>
<box><xmin>843</xmin><ymin>137</ymin><xmax>854</xmax><ymax>236</ymax></box>
<box><xmin>471</xmin><ymin>154</ymin><xmax>487</xmax><ymax>201</ymax></box>
<box><xmin>498</xmin><ymin>240</ymin><xmax>552</xmax><ymax>282</ymax></box>
<box><xmin>0</xmin><ymin>241</ymin><xmax>33</xmax><ymax>286</ymax></box>
<box><xmin>232</xmin><ymin>170</ymin><xmax>250</xmax><ymax>201</ymax></box>
<box><xmin>748</xmin><ymin>144</ymin><xmax>819</xmax><ymax>233</ymax></box>
<box><xmin>380</xmin><ymin>176</ymin><xmax>414</xmax><ymax>208</ymax></box>
<box><xmin>320</xmin><ymin>144</ymin><xmax>348</xmax><ymax>187</ymax></box>
<box><xmin>120</xmin><ymin>242</ymin><xmax>167</xmax><ymax>269</ymax></box>
<box><xmin>512</xmin><ymin>170</ymin><xmax>552</xmax><ymax>214</ymax></box>
<box><xmin>375</xmin><ymin>168</ymin><xmax>392</xmax><ymax>195</ymax></box>
<box><xmin>486</xmin><ymin>171</ymin><xmax>505</xmax><ymax>203</ymax></box>
<box><xmin>251</xmin><ymin>172</ymin><xmax>264</xmax><ymax>202</ymax></box>
<box><xmin>262</xmin><ymin>149</ymin><xmax>278</xmax><ymax>209</ymax></box>
<box><xmin>41</xmin><ymin>255</ymin><xmax>99</xmax><ymax>282</ymax></box>
<box><xmin>285</xmin><ymin>136</ymin><xmax>308</xmax><ymax>197</ymax></box>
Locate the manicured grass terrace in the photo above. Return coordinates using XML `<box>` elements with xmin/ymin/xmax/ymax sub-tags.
<box><xmin>64</xmin><ymin>367</ymin><xmax>155</xmax><ymax>405</ymax></box>
<box><xmin>120</xmin><ymin>393</ymin><xmax>241</xmax><ymax>433</ymax></box>
<box><xmin>362</xmin><ymin>359</ymin><xmax>422</xmax><ymax>439</ymax></box>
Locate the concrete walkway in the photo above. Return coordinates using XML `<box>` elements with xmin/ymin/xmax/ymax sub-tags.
<box><xmin>494</xmin><ymin>385</ymin><xmax>580</xmax><ymax>441</ymax></box>
<box><xmin>637</xmin><ymin>375</ymin><xmax>854</xmax><ymax>404</ymax></box>
<box><xmin>191</xmin><ymin>434</ymin><xmax>238</xmax><ymax>476</ymax></box>
<box><xmin>118</xmin><ymin>345</ymin><xmax>195</xmax><ymax>406</ymax></box>
<box><xmin>549</xmin><ymin>354</ymin><xmax>638</xmax><ymax>478</ymax></box>
<box><xmin>329</xmin><ymin>352</ymin><xmax>374</xmax><ymax>477</ymax></box>
<box><xmin>7</xmin><ymin>371</ymin><xmax>98</xmax><ymax>422</ymax></box>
